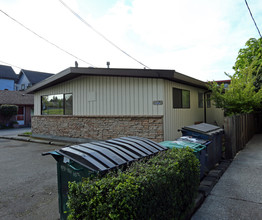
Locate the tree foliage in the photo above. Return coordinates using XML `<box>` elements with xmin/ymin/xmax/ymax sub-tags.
<box><xmin>208</xmin><ymin>64</ymin><xmax>262</xmax><ymax>116</ymax></box>
<box><xmin>209</xmin><ymin>37</ymin><xmax>262</xmax><ymax>116</ymax></box>
<box><xmin>233</xmin><ymin>37</ymin><xmax>262</xmax><ymax>91</ymax></box>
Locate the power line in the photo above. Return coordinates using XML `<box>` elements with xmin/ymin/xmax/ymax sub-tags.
<box><xmin>0</xmin><ymin>60</ymin><xmax>23</xmax><ymax>70</ymax></box>
<box><xmin>0</xmin><ymin>9</ymin><xmax>95</xmax><ymax>67</ymax></box>
<box><xmin>244</xmin><ymin>0</ymin><xmax>262</xmax><ymax>38</ymax></box>
<box><xmin>58</xmin><ymin>0</ymin><xmax>150</xmax><ymax>69</ymax></box>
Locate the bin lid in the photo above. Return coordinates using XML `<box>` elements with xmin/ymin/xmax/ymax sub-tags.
<box><xmin>54</xmin><ymin>136</ymin><xmax>167</xmax><ymax>172</ymax></box>
<box><xmin>182</xmin><ymin>123</ymin><xmax>223</xmax><ymax>135</ymax></box>
<box><xmin>177</xmin><ymin>136</ymin><xmax>209</xmax><ymax>145</ymax></box>
<box><xmin>159</xmin><ymin>140</ymin><xmax>206</xmax><ymax>152</ymax></box>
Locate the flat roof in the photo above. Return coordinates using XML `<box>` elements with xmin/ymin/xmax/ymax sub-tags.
<box><xmin>26</xmin><ymin>67</ymin><xmax>208</xmax><ymax>94</ymax></box>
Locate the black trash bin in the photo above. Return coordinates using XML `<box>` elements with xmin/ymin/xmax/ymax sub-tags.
<box><xmin>180</xmin><ymin>123</ymin><xmax>223</xmax><ymax>170</ymax></box>
<box><xmin>43</xmin><ymin>136</ymin><xmax>167</xmax><ymax>220</ymax></box>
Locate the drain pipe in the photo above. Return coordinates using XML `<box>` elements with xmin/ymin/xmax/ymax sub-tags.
<box><xmin>204</xmin><ymin>91</ymin><xmax>211</xmax><ymax>123</ymax></box>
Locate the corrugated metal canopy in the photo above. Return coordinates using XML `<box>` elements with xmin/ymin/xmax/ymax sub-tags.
<box><xmin>57</xmin><ymin>136</ymin><xmax>167</xmax><ymax>172</ymax></box>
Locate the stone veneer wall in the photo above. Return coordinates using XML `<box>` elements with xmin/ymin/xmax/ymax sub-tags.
<box><xmin>32</xmin><ymin>115</ymin><xmax>164</xmax><ymax>142</ymax></box>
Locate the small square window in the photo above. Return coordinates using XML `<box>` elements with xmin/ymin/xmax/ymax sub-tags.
<box><xmin>173</xmin><ymin>88</ymin><xmax>190</xmax><ymax>109</ymax></box>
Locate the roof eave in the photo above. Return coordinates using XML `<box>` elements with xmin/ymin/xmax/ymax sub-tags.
<box><xmin>26</xmin><ymin>67</ymin><xmax>207</xmax><ymax>94</ymax></box>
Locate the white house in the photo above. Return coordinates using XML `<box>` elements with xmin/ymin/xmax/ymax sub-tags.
<box><xmin>27</xmin><ymin>67</ymin><xmax>223</xmax><ymax>142</ymax></box>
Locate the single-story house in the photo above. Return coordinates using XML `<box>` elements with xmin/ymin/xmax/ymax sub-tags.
<box><xmin>0</xmin><ymin>90</ymin><xmax>34</xmax><ymax>126</ymax></box>
<box><xmin>26</xmin><ymin>67</ymin><xmax>223</xmax><ymax>142</ymax></box>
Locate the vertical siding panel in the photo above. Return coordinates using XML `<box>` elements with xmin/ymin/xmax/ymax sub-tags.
<box><xmin>80</xmin><ymin>76</ymin><xmax>84</xmax><ymax>115</ymax></box>
<box><xmin>107</xmin><ymin>77</ymin><xmax>111</xmax><ymax>115</ymax></box>
<box><xmin>88</xmin><ymin>77</ymin><xmax>92</xmax><ymax>115</ymax></box>
<box><xmin>114</xmin><ymin>77</ymin><xmax>118</xmax><ymax>115</ymax></box>
<box><xmin>138</xmin><ymin>79</ymin><xmax>144</xmax><ymax>115</ymax></box>
<box><xmin>74</xmin><ymin>78</ymin><xmax>78</xmax><ymax>115</ymax></box>
<box><xmin>121</xmin><ymin>77</ymin><xmax>126</xmax><ymax>115</ymax></box>
<box><xmin>80</xmin><ymin>77</ymin><xmax>83</xmax><ymax>115</ymax></box>
<box><xmin>92</xmin><ymin>77</ymin><xmax>96</xmax><ymax>115</ymax></box>
<box><xmin>147</xmin><ymin>78</ymin><xmax>153</xmax><ymax>115</ymax></box>
<box><xmin>34</xmin><ymin>75</ymin><xmax>166</xmax><ymax>117</ymax></box>
<box><xmin>118</xmin><ymin>77</ymin><xmax>122</xmax><ymax>115</ymax></box>
<box><xmin>125</xmin><ymin>78</ymin><xmax>130</xmax><ymax>115</ymax></box>
<box><xmin>143</xmin><ymin>79</ymin><xmax>148</xmax><ymax>115</ymax></box>
<box><xmin>110</xmin><ymin>77</ymin><xmax>114</xmax><ymax>115</ymax></box>
<box><xmin>157</xmin><ymin>79</ymin><xmax>164</xmax><ymax>115</ymax></box>
<box><xmin>134</xmin><ymin>78</ymin><xmax>139</xmax><ymax>115</ymax></box>
<box><xmin>99</xmin><ymin>76</ymin><xmax>104</xmax><ymax>115</ymax></box>
<box><xmin>101</xmin><ymin>77</ymin><xmax>106</xmax><ymax>115</ymax></box>
<box><xmin>105</xmin><ymin>77</ymin><xmax>110</xmax><ymax>115</ymax></box>
<box><xmin>163</xmin><ymin>80</ymin><xmax>207</xmax><ymax>140</ymax></box>
<box><xmin>152</xmin><ymin>78</ymin><xmax>158</xmax><ymax>115</ymax></box>
<box><xmin>130</xmin><ymin>78</ymin><xmax>135</xmax><ymax>115</ymax></box>
<box><xmin>86</xmin><ymin>77</ymin><xmax>89</xmax><ymax>115</ymax></box>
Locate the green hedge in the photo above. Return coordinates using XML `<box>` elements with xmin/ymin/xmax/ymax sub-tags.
<box><xmin>67</xmin><ymin>148</ymin><xmax>200</xmax><ymax>220</ymax></box>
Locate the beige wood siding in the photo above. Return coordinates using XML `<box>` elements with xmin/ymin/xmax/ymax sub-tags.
<box><xmin>163</xmin><ymin>81</ymin><xmax>206</xmax><ymax>140</ymax></box>
<box><xmin>34</xmin><ymin>76</ymin><xmax>164</xmax><ymax>116</ymax></box>
<box><xmin>206</xmin><ymin>104</ymin><xmax>224</xmax><ymax>127</ymax></box>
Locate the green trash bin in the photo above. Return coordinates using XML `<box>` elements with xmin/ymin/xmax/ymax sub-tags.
<box><xmin>159</xmin><ymin>139</ymin><xmax>208</xmax><ymax>179</ymax></box>
<box><xmin>43</xmin><ymin>136</ymin><xmax>167</xmax><ymax>220</ymax></box>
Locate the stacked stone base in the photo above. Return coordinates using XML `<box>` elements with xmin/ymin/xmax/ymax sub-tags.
<box><xmin>32</xmin><ymin>115</ymin><xmax>164</xmax><ymax>142</ymax></box>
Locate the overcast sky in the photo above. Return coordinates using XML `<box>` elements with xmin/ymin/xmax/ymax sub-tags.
<box><xmin>0</xmin><ymin>0</ymin><xmax>261</xmax><ymax>81</ymax></box>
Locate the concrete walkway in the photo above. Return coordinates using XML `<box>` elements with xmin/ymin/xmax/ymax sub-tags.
<box><xmin>192</xmin><ymin>134</ymin><xmax>262</xmax><ymax>220</ymax></box>
<box><xmin>0</xmin><ymin>127</ymin><xmax>31</xmax><ymax>136</ymax></box>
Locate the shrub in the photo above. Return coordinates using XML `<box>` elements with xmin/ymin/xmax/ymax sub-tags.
<box><xmin>0</xmin><ymin>105</ymin><xmax>18</xmax><ymax>127</ymax></box>
<box><xmin>0</xmin><ymin>105</ymin><xmax>18</xmax><ymax>118</ymax></box>
<box><xmin>67</xmin><ymin>148</ymin><xmax>200</xmax><ymax>220</ymax></box>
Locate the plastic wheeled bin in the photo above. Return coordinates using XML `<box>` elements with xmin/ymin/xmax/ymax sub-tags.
<box><xmin>42</xmin><ymin>136</ymin><xmax>167</xmax><ymax>220</ymax></box>
<box><xmin>159</xmin><ymin>137</ymin><xmax>209</xmax><ymax>179</ymax></box>
<box><xmin>180</xmin><ymin>123</ymin><xmax>223</xmax><ymax>170</ymax></box>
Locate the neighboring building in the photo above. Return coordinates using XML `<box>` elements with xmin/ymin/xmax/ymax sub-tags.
<box><xmin>0</xmin><ymin>64</ymin><xmax>18</xmax><ymax>91</ymax></box>
<box><xmin>0</xmin><ymin>90</ymin><xmax>34</xmax><ymax>126</ymax></box>
<box><xmin>27</xmin><ymin>67</ymin><xmax>224</xmax><ymax>142</ymax></box>
<box><xmin>216</xmin><ymin>79</ymin><xmax>231</xmax><ymax>88</ymax></box>
<box><xmin>16</xmin><ymin>69</ymin><xmax>54</xmax><ymax>91</ymax></box>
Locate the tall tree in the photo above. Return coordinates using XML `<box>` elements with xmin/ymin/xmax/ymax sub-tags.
<box><xmin>209</xmin><ymin>64</ymin><xmax>262</xmax><ymax>116</ymax></box>
<box><xmin>233</xmin><ymin>37</ymin><xmax>262</xmax><ymax>91</ymax></box>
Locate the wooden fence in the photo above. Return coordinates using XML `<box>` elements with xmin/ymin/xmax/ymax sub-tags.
<box><xmin>224</xmin><ymin>113</ymin><xmax>262</xmax><ymax>159</ymax></box>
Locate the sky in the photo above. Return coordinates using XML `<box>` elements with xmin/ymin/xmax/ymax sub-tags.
<box><xmin>0</xmin><ymin>0</ymin><xmax>262</xmax><ymax>81</ymax></box>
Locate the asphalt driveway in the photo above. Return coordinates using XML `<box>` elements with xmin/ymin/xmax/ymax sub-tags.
<box><xmin>0</xmin><ymin>139</ymin><xmax>60</xmax><ymax>220</ymax></box>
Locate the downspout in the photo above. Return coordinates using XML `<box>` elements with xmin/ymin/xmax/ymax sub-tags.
<box><xmin>204</xmin><ymin>91</ymin><xmax>210</xmax><ymax>123</ymax></box>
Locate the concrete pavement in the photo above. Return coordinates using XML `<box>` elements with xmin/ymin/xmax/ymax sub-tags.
<box><xmin>192</xmin><ymin>134</ymin><xmax>262</xmax><ymax>220</ymax></box>
<box><xmin>0</xmin><ymin>128</ymin><xmax>70</xmax><ymax>146</ymax></box>
<box><xmin>0</xmin><ymin>127</ymin><xmax>31</xmax><ymax>136</ymax></box>
<box><xmin>0</xmin><ymin>128</ymin><xmax>95</xmax><ymax>146</ymax></box>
